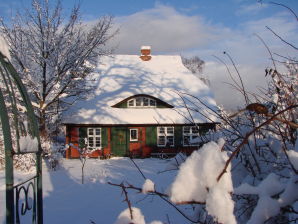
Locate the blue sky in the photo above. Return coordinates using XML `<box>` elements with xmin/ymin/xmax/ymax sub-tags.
<box><xmin>2</xmin><ymin>0</ymin><xmax>297</xmax><ymax>27</ymax></box>
<box><xmin>1</xmin><ymin>0</ymin><xmax>298</xmax><ymax>109</ymax></box>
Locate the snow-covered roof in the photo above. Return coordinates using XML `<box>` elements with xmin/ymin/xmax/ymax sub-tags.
<box><xmin>63</xmin><ymin>54</ymin><xmax>218</xmax><ymax>125</ymax></box>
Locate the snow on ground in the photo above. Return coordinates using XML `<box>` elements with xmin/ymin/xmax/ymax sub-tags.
<box><xmin>0</xmin><ymin>158</ymin><xmax>189</xmax><ymax>224</ymax></box>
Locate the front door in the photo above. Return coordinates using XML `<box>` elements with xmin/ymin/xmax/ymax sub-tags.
<box><xmin>111</xmin><ymin>127</ymin><xmax>128</xmax><ymax>156</ymax></box>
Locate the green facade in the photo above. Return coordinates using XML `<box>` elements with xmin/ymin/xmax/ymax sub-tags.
<box><xmin>145</xmin><ymin>126</ymin><xmax>157</xmax><ymax>147</ymax></box>
<box><xmin>101</xmin><ymin>128</ymin><xmax>108</xmax><ymax>147</ymax></box>
<box><xmin>174</xmin><ymin>126</ymin><xmax>183</xmax><ymax>146</ymax></box>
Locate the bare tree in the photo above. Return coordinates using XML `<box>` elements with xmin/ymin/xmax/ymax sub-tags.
<box><xmin>0</xmin><ymin>0</ymin><xmax>116</xmax><ymax>139</ymax></box>
<box><xmin>181</xmin><ymin>56</ymin><xmax>205</xmax><ymax>74</ymax></box>
<box><xmin>181</xmin><ymin>55</ymin><xmax>210</xmax><ymax>86</ymax></box>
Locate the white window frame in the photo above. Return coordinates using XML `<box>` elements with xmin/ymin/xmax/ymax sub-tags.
<box><xmin>127</xmin><ymin>97</ymin><xmax>156</xmax><ymax>108</ymax></box>
<box><xmin>157</xmin><ymin>126</ymin><xmax>174</xmax><ymax>147</ymax></box>
<box><xmin>183</xmin><ymin>126</ymin><xmax>200</xmax><ymax>146</ymax></box>
<box><xmin>130</xmin><ymin>129</ymin><xmax>138</xmax><ymax>142</ymax></box>
<box><xmin>87</xmin><ymin>128</ymin><xmax>101</xmax><ymax>149</ymax></box>
<box><xmin>128</xmin><ymin>99</ymin><xmax>135</xmax><ymax>107</ymax></box>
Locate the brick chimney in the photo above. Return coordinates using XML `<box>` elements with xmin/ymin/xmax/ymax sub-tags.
<box><xmin>140</xmin><ymin>46</ymin><xmax>152</xmax><ymax>61</ymax></box>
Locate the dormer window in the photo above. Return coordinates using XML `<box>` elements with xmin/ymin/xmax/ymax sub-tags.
<box><xmin>112</xmin><ymin>94</ymin><xmax>173</xmax><ymax>108</ymax></box>
<box><xmin>127</xmin><ymin>97</ymin><xmax>157</xmax><ymax>108</ymax></box>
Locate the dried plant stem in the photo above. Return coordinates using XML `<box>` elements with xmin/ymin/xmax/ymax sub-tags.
<box><xmin>266</xmin><ymin>26</ymin><xmax>298</xmax><ymax>50</ymax></box>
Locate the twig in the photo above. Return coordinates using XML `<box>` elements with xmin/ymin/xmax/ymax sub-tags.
<box><xmin>108</xmin><ymin>181</ymin><xmax>168</xmax><ymax>197</ymax></box>
<box><xmin>266</xmin><ymin>26</ymin><xmax>298</xmax><ymax>50</ymax></box>
<box><xmin>273</xmin><ymin>53</ymin><xmax>298</xmax><ymax>63</ymax></box>
<box><xmin>130</xmin><ymin>158</ymin><xmax>146</xmax><ymax>180</ymax></box>
<box><xmin>213</xmin><ymin>54</ymin><xmax>243</xmax><ymax>92</ymax></box>
<box><xmin>254</xmin><ymin>33</ymin><xmax>277</xmax><ymax>71</ymax></box>
<box><xmin>157</xmin><ymin>168</ymin><xmax>179</xmax><ymax>174</ymax></box>
<box><xmin>269</xmin><ymin>2</ymin><xmax>298</xmax><ymax>21</ymax></box>
<box><xmin>118</xmin><ymin>182</ymin><xmax>134</xmax><ymax>220</ymax></box>
<box><xmin>223</xmin><ymin>51</ymin><xmax>249</xmax><ymax>105</ymax></box>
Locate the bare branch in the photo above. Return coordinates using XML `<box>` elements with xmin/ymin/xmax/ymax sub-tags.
<box><xmin>254</xmin><ymin>33</ymin><xmax>277</xmax><ymax>71</ymax></box>
<box><xmin>269</xmin><ymin>2</ymin><xmax>298</xmax><ymax>21</ymax></box>
<box><xmin>266</xmin><ymin>26</ymin><xmax>298</xmax><ymax>50</ymax></box>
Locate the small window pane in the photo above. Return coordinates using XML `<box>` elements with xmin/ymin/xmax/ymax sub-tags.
<box><xmin>88</xmin><ymin>137</ymin><xmax>94</xmax><ymax>147</ymax></box>
<box><xmin>158</xmin><ymin>127</ymin><xmax>165</xmax><ymax>134</ymax></box>
<box><xmin>158</xmin><ymin>136</ymin><xmax>165</xmax><ymax>145</ymax></box>
<box><xmin>184</xmin><ymin>127</ymin><xmax>190</xmax><ymax>134</ymax></box>
<box><xmin>150</xmin><ymin>100</ymin><xmax>156</xmax><ymax>106</ymax></box>
<box><xmin>95</xmin><ymin>137</ymin><xmax>101</xmax><ymax>147</ymax></box>
<box><xmin>128</xmin><ymin>99</ymin><xmax>134</xmax><ymax>107</ymax></box>
<box><xmin>183</xmin><ymin>126</ymin><xmax>200</xmax><ymax>146</ymax></box>
<box><xmin>192</xmin><ymin>127</ymin><xmax>199</xmax><ymax>134</ymax></box>
<box><xmin>167</xmin><ymin>127</ymin><xmax>174</xmax><ymax>134</ymax></box>
<box><xmin>143</xmin><ymin>98</ymin><xmax>149</xmax><ymax>106</ymax></box>
<box><xmin>167</xmin><ymin>136</ymin><xmax>174</xmax><ymax>146</ymax></box>
<box><xmin>184</xmin><ymin>136</ymin><xmax>190</xmax><ymax>145</ymax></box>
<box><xmin>136</xmin><ymin>98</ymin><xmax>142</xmax><ymax>106</ymax></box>
<box><xmin>88</xmin><ymin>129</ymin><xmax>94</xmax><ymax>135</ymax></box>
<box><xmin>95</xmin><ymin>129</ymin><xmax>101</xmax><ymax>135</ymax></box>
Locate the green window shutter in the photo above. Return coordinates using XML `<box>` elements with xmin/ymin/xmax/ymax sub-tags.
<box><xmin>79</xmin><ymin>127</ymin><xmax>87</xmax><ymax>149</ymax></box>
<box><xmin>102</xmin><ymin>127</ymin><xmax>108</xmax><ymax>148</ymax></box>
<box><xmin>174</xmin><ymin>126</ymin><xmax>182</xmax><ymax>147</ymax></box>
<box><xmin>146</xmin><ymin>126</ymin><xmax>157</xmax><ymax>146</ymax></box>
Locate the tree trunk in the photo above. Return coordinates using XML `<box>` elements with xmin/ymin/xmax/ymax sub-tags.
<box><xmin>39</xmin><ymin>110</ymin><xmax>47</xmax><ymax>139</ymax></box>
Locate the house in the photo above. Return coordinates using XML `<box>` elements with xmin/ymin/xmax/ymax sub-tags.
<box><xmin>63</xmin><ymin>46</ymin><xmax>218</xmax><ymax>159</ymax></box>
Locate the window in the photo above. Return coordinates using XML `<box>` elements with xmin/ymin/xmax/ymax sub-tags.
<box><xmin>183</xmin><ymin>126</ymin><xmax>200</xmax><ymax>146</ymax></box>
<box><xmin>150</xmin><ymin>99</ymin><xmax>156</xmax><ymax>106</ymax></box>
<box><xmin>87</xmin><ymin>128</ymin><xmax>101</xmax><ymax>149</ymax></box>
<box><xmin>130</xmin><ymin>129</ymin><xmax>138</xmax><ymax>141</ymax></box>
<box><xmin>136</xmin><ymin>98</ymin><xmax>142</xmax><ymax>106</ymax></box>
<box><xmin>157</xmin><ymin>127</ymin><xmax>174</xmax><ymax>147</ymax></box>
<box><xmin>128</xmin><ymin>99</ymin><xmax>134</xmax><ymax>107</ymax></box>
<box><xmin>143</xmin><ymin>98</ymin><xmax>149</xmax><ymax>106</ymax></box>
<box><xmin>127</xmin><ymin>97</ymin><xmax>156</xmax><ymax>108</ymax></box>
